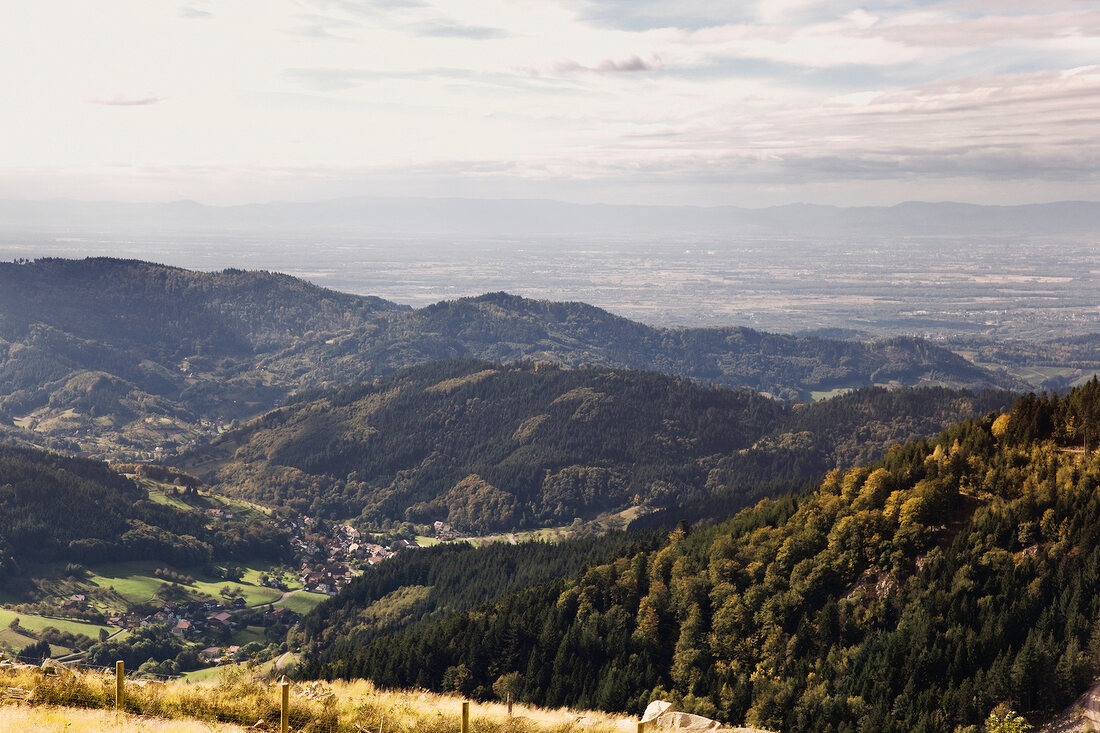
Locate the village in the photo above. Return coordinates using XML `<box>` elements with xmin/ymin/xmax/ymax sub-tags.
<box><xmin>47</xmin><ymin>514</ymin><xmax>473</xmax><ymax>670</ymax></box>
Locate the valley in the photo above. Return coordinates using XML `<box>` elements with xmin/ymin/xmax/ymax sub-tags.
<box><xmin>0</xmin><ymin>256</ymin><xmax>1097</xmax><ymax>731</ymax></box>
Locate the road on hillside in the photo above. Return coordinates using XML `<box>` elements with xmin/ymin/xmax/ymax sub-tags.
<box><xmin>57</xmin><ymin>626</ymin><xmax>127</xmax><ymax>665</ymax></box>
<box><xmin>253</xmin><ymin>588</ymin><xmax>302</xmax><ymax>609</ymax></box>
<box><xmin>1086</xmin><ymin>678</ymin><xmax>1100</xmax><ymax>728</ymax></box>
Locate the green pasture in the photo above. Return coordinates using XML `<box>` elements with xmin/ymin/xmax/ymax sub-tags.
<box><xmin>142</xmin><ymin>484</ymin><xmax>193</xmax><ymax>511</ymax></box>
<box><xmin>810</xmin><ymin>387</ymin><xmax>855</xmax><ymax>401</ymax></box>
<box><xmin>0</xmin><ymin>608</ymin><xmax>117</xmax><ymax>639</ymax></box>
<box><xmin>232</xmin><ymin>625</ymin><xmax>267</xmax><ymax>646</ymax></box>
<box><xmin>0</xmin><ymin>626</ymin><xmax>37</xmax><ymax>652</ymax></box>
<box><xmin>87</xmin><ymin>561</ymin><xmax>282</xmax><ymax>608</ymax></box>
<box><xmin>181</xmin><ymin>665</ymin><xmax>226</xmax><ymax>682</ymax></box>
<box><xmin>273</xmin><ymin>591</ymin><xmax>328</xmax><ymax>616</ymax></box>
<box><xmin>0</xmin><ymin>608</ymin><xmax>121</xmax><ymax>655</ymax></box>
<box><xmin>240</xmin><ymin>563</ymin><xmax>302</xmax><ymax>591</ymax></box>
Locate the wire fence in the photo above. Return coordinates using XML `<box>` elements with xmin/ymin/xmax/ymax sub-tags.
<box><xmin>0</xmin><ymin>656</ymin><xmax>356</xmax><ymax>732</ymax></box>
<box><xmin>0</xmin><ymin>656</ymin><xmax>605</xmax><ymax>733</ymax></box>
<box><xmin>3</xmin><ymin>652</ymin><xmax>181</xmax><ymax>680</ymax></box>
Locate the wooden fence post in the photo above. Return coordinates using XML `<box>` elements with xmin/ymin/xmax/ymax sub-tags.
<box><xmin>115</xmin><ymin>660</ymin><xmax>124</xmax><ymax>711</ymax></box>
<box><xmin>281</xmin><ymin>678</ymin><xmax>290</xmax><ymax>733</ymax></box>
<box><xmin>462</xmin><ymin>700</ymin><xmax>470</xmax><ymax>733</ymax></box>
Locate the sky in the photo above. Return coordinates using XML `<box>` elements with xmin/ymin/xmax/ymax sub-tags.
<box><xmin>2</xmin><ymin>0</ymin><xmax>1099</xmax><ymax>207</ymax></box>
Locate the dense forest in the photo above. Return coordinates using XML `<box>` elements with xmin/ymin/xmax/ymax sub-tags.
<box><xmin>291</xmin><ymin>530</ymin><xmax>665</xmax><ymax>654</ymax></box>
<box><xmin>181</xmin><ymin>358</ymin><xmax>1009</xmax><ymax>531</ymax></box>
<box><xmin>0</xmin><ymin>444</ymin><xmax>290</xmax><ymax>583</ymax></box>
<box><xmin>300</xmin><ymin>380</ymin><xmax>1100</xmax><ymax>732</ymax></box>
<box><xmin>0</xmin><ymin>258</ymin><xmax>1017</xmax><ymax>460</ymax></box>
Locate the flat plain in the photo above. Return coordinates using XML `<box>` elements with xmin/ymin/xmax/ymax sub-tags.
<box><xmin>2</xmin><ymin>230</ymin><xmax>1095</xmax><ymax>341</ymax></box>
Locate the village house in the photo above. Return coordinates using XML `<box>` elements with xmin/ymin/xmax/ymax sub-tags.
<box><xmin>62</xmin><ymin>594</ymin><xmax>86</xmax><ymax>610</ymax></box>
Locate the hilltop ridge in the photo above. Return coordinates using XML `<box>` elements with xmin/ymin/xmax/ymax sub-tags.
<box><xmin>0</xmin><ymin>258</ymin><xmax>1017</xmax><ymax>461</ymax></box>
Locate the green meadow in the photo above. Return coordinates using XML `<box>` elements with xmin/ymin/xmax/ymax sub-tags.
<box><xmin>87</xmin><ymin>561</ymin><xmax>282</xmax><ymax>608</ymax></box>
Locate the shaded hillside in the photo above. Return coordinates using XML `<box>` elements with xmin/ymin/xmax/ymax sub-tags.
<box><xmin>290</xmin><ymin>531</ymin><xmax>666</xmax><ymax>654</ymax></box>
<box><xmin>181</xmin><ymin>359</ymin><xmax>1009</xmax><ymax>531</ymax></box>
<box><xmin>0</xmin><ymin>444</ymin><xmax>289</xmax><ymax>583</ymax></box>
<box><xmin>0</xmin><ymin>258</ymin><xmax>1016</xmax><ymax>460</ymax></box>
<box><xmin>0</xmin><ymin>258</ymin><xmax>403</xmax><ymax>458</ymax></box>
<box><xmin>301</xmin><ymin>380</ymin><xmax>1100</xmax><ymax>733</ymax></box>
<box><xmin>369</xmin><ymin>293</ymin><xmax>1008</xmax><ymax>400</ymax></box>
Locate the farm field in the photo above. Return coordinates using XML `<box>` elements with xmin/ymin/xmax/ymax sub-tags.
<box><xmin>273</xmin><ymin>591</ymin><xmax>327</xmax><ymax>616</ymax></box>
<box><xmin>86</xmin><ymin>561</ymin><xmax>283</xmax><ymax>608</ymax></box>
<box><xmin>0</xmin><ymin>608</ymin><xmax>117</xmax><ymax>640</ymax></box>
<box><xmin>0</xmin><ymin>608</ymin><xmax>121</xmax><ymax>656</ymax></box>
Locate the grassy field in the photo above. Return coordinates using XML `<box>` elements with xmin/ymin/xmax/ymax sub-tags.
<box><xmin>87</xmin><ymin>561</ymin><xmax>282</xmax><ymax>608</ymax></box>
<box><xmin>810</xmin><ymin>387</ymin><xmax>855</xmax><ymax>401</ymax></box>
<box><xmin>0</xmin><ymin>608</ymin><xmax>122</xmax><ymax>656</ymax></box>
<box><xmin>274</xmin><ymin>591</ymin><xmax>328</xmax><ymax>616</ymax></box>
<box><xmin>465</xmin><ymin>506</ymin><xmax>647</xmax><ymax>547</ymax></box>
<box><xmin>0</xmin><ymin>625</ymin><xmax>38</xmax><ymax>652</ymax></box>
<box><xmin>231</xmin><ymin>625</ymin><xmax>267</xmax><ymax>646</ymax></box>
<box><xmin>0</xmin><ymin>663</ymin><xmax>642</xmax><ymax>733</ymax></box>
<box><xmin>180</xmin><ymin>665</ymin><xmax>226</xmax><ymax>682</ymax></box>
<box><xmin>0</xmin><ymin>706</ymin><xmax>247</xmax><ymax>732</ymax></box>
<box><xmin>240</xmin><ymin>562</ymin><xmax>302</xmax><ymax>591</ymax></box>
<box><xmin>0</xmin><ymin>608</ymin><xmax>117</xmax><ymax>639</ymax></box>
<box><xmin>142</xmin><ymin>483</ymin><xmax>193</xmax><ymax>511</ymax></box>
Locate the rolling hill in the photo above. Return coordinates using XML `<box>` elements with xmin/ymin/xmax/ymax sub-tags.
<box><xmin>180</xmin><ymin>358</ymin><xmax>1009</xmax><ymax>531</ymax></box>
<box><xmin>0</xmin><ymin>444</ymin><xmax>288</xmax><ymax>585</ymax></box>
<box><xmin>0</xmin><ymin>258</ymin><xmax>1018</xmax><ymax>461</ymax></box>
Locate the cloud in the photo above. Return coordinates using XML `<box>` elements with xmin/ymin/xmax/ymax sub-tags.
<box><xmin>553</xmin><ymin>55</ymin><xmax>661</xmax><ymax>73</ymax></box>
<box><xmin>283</xmin><ymin>68</ymin><xmax>379</xmax><ymax>92</ymax></box>
<box><xmin>304</xmin><ymin>0</ymin><xmax>427</xmax><ymax>14</ymax></box>
<box><xmin>177</xmin><ymin>5</ymin><xmax>213</xmax><ymax>19</ymax></box>
<box><xmin>873</xmin><ymin>7</ymin><xmax>1100</xmax><ymax>47</ymax></box>
<box><xmin>579</xmin><ymin>1</ymin><xmax>755</xmax><ymax>31</ymax></box>
<box><xmin>285</xmin><ymin>13</ymin><xmax>362</xmax><ymax>40</ymax></box>
<box><xmin>87</xmin><ymin>95</ymin><xmax>166</xmax><ymax>107</ymax></box>
<box><xmin>414</xmin><ymin>22</ymin><xmax>507</xmax><ymax>39</ymax></box>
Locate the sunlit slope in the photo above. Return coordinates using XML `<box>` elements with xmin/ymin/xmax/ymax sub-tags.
<box><xmin>301</xmin><ymin>380</ymin><xmax>1100</xmax><ymax>733</ymax></box>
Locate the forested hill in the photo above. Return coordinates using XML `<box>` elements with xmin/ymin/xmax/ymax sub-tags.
<box><xmin>181</xmin><ymin>358</ymin><xmax>1009</xmax><ymax>531</ymax></box>
<box><xmin>0</xmin><ymin>444</ymin><xmax>289</xmax><ymax>584</ymax></box>
<box><xmin>299</xmin><ymin>380</ymin><xmax>1100</xmax><ymax>733</ymax></box>
<box><xmin>0</xmin><ymin>258</ymin><xmax>1016</xmax><ymax>461</ymax></box>
<box><xmin>0</xmin><ymin>258</ymin><xmax>404</xmax><ymax>458</ymax></box>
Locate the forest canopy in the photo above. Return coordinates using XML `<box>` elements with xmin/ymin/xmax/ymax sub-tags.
<box><xmin>300</xmin><ymin>380</ymin><xmax>1100</xmax><ymax>733</ymax></box>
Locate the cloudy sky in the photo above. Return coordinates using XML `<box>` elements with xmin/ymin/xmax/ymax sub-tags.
<box><xmin>2</xmin><ymin>0</ymin><xmax>1098</xmax><ymax>206</ymax></box>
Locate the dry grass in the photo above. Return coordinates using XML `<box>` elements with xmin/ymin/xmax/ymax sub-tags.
<box><xmin>0</xmin><ymin>663</ymin><xmax>639</xmax><ymax>733</ymax></box>
<box><xmin>0</xmin><ymin>704</ymin><xmax>247</xmax><ymax>731</ymax></box>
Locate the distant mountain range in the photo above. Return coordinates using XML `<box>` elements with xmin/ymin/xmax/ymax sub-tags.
<box><xmin>0</xmin><ymin>258</ymin><xmax>1018</xmax><ymax>460</ymax></box>
<box><xmin>2</xmin><ymin>197</ymin><xmax>1100</xmax><ymax>236</ymax></box>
